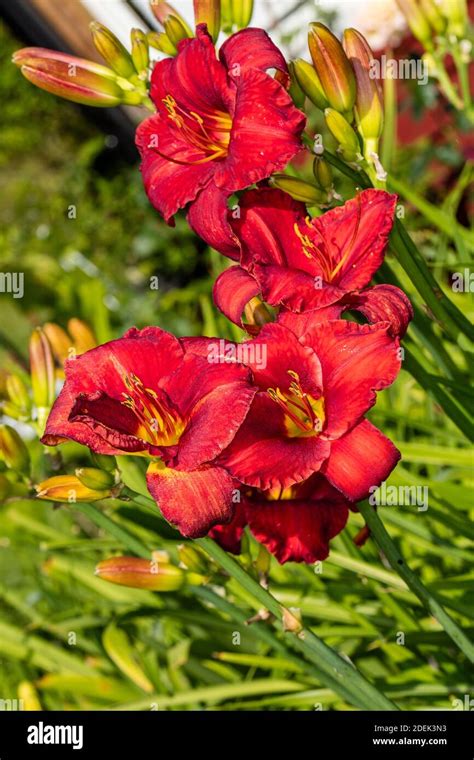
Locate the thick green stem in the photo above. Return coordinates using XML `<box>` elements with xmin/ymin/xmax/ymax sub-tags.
<box><xmin>197</xmin><ymin>537</ymin><xmax>398</xmax><ymax>710</ymax></box>
<box><xmin>357</xmin><ymin>501</ymin><xmax>474</xmax><ymax>663</ymax></box>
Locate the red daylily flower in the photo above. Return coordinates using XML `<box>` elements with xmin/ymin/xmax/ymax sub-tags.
<box><xmin>186</xmin><ymin>319</ymin><xmax>401</xmax><ymax>500</ymax></box>
<box><xmin>136</xmin><ymin>25</ymin><xmax>305</xmax><ymax>239</ymax></box>
<box><xmin>41</xmin><ymin>326</ymin><xmax>256</xmax><ymax>538</ymax></box>
<box><xmin>211</xmin><ymin>187</ymin><xmax>412</xmax><ymax>336</ymax></box>
<box><xmin>210</xmin><ymin>474</ymin><xmax>350</xmax><ymax>564</ymax></box>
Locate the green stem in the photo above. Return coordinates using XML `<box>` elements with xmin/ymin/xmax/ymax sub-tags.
<box><xmin>197</xmin><ymin>537</ymin><xmax>398</xmax><ymax>710</ymax></box>
<box><xmin>357</xmin><ymin>501</ymin><xmax>474</xmax><ymax>663</ymax></box>
<box><xmin>381</xmin><ymin>53</ymin><xmax>397</xmax><ymax>172</ymax></box>
<box><xmin>388</xmin><ymin>176</ymin><xmax>474</xmax><ymax>248</ymax></box>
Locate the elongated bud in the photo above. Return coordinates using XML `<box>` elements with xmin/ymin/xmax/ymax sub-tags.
<box><xmin>29</xmin><ymin>328</ymin><xmax>55</xmax><ymax>430</ymax></box>
<box><xmin>343</xmin><ymin>29</ymin><xmax>383</xmax><ymax>156</ymax></box>
<box><xmin>230</xmin><ymin>0</ymin><xmax>254</xmax><ymax>28</ymax></box>
<box><xmin>131</xmin><ymin>29</ymin><xmax>149</xmax><ymax>77</ymax></box>
<box><xmin>91</xmin><ymin>451</ymin><xmax>117</xmax><ymax>472</ymax></box>
<box><xmin>164</xmin><ymin>15</ymin><xmax>192</xmax><ymax>47</ymax></box>
<box><xmin>75</xmin><ymin>467</ymin><xmax>116</xmax><ymax>490</ymax></box>
<box><xmin>438</xmin><ymin>0</ymin><xmax>468</xmax><ymax>36</ymax></box>
<box><xmin>284</xmin><ymin>62</ymin><xmax>306</xmax><ymax>109</ymax></box>
<box><xmin>6</xmin><ymin>374</ymin><xmax>31</xmax><ymax>414</ymax></box>
<box><xmin>313</xmin><ymin>156</ymin><xmax>333</xmax><ymax>190</ymax></box>
<box><xmin>90</xmin><ymin>22</ymin><xmax>136</xmax><ymax>79</ymax></box>
<box><xmin>324</xmin><ymin>108</ymin><xmax>361</xmax><ymax>162</ymax></box>
<box><xmin>67</xmin><ymin>319</ymin><xmax>97</xmax><ymax>354</ymax></box>
<box><xmin>243</xmin><ymin>296</ymin><xmax>273</xmax><ymax>327</ymax></box>
<box><xmin>0</xmin><ymin>425</ymin><xmax>30</xmax><ymax>473</ymax></box>
<box><xmin>12</xmin><ymin>48</ymin><xmax>123</xmax><ymax>107</ymax></box>
<box><xmin>270</xmin><ymin>175</ymin><xmax>327</xmax><ymax>204</ymax></box>
<box><xmin>150</xmin><ymin>0</ymin><xmax>193</xmax><ymax>35</ymax></box>
<box><xmin>420</xmin><ymin>0</ymin><xmax>447</xmax><ymax>33</ymax></box>
<box><xmin>308</xmin><ymin>23</ymin><xmax>356</xmax><ymax>113</ymax></box>
<box><xmin>35</xmin><ymin>474</ymin><xmax>112</xmax><ymax>502</ymax></box>
<box><xmin>395</xmin><ymin>0</ymin><xmax>434</xmax><ymax>47</ymax></box>
<box><xmin>194</xmin><ymin>0</ymin><xmax>221</xmax><ymax>42</ymax></box>
<box><xmin>96</xmin><ymin>555</ymin><xmax>184</xmax><ymax>591</ymax></box>
<box><xmin>43</xmin><ymin>322</ymin><xmax>72</xmax><ymax>365</ymax></box>
<box><xmin>147</xmin><ymin>31</ymin><xmax>177</xmax><ymax>55</ymax></box>
<box><xmin>292</xmin><ymin>58</ymin><xmax>329</xmax><ymax>110</ymax></box>
<box><xmin>178</xmin><ymin>543</ymin><xmax>208</xmax><ymax>574</ymax></box>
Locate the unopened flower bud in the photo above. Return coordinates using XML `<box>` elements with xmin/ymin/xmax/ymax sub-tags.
<box><xmin>147</xmin><ymin>31</ymin><xmax>177</xmax><ymax>55</ymax></box>
<box><xmin>313</xmin><ymin>156</ymin><xmax>333</xmax><ymax>190</ymax></box>
<box><xmin>285</xmin><ymin>62</ymin><xmax>306</xmax><ymax>109</ymax></box>
<box><xmin>12</xmin><ymin>48</ymin><xmax>124</xmax><ymax>107</ymax></box>
<box><xmin>43</xmin><ymin>322</ymin><xmax>72</xmax><ymax>366</ymax></box>
<box><xmin>149</xmin><ymin>0</ymin><xmax>193</xmax><ymax>35</ymax></box>
<box><xmin>75</xmin><ymin>467</ymin><xmax>116</xmax><ymax>490</ymax></box>
<box><xmin>6</xmin><ymin>374</ymin><xmax>31</xmax><ymax>415</ymax></box>
<box><xmin>29</xmin><ymin>328</ymin><xmax>55</xmax><ymax>430</ymax></box>
<box><xmin>67</xmin><ymin>319</ymin><xmax>97</xmax><ymax>354</ymax></box>
<box><xmin>164</xmin><ymin>15</ymin><xmax>192</xmax><ymax>47</ymax></box>
<box><xmin>292</xmin><ymin>58</ymin><xmax>330</xmax><ymax>110</ymax></box>
<box><xmin>308</xmin><ymin>23</ymin><xmax>356</xmax><ymax>113</ymax></box>
<box><xmin>0</xmin><ymin>425</ymin><xmax>30</xmax><ymax>473</ymax></box>
<box><xmin>131</xmin><ymin>29</ymin><xmax>149</xmax><ymax>77</ymax></box>
<box><xmin>343</xmin><ymin>29</ymin><xmax>384</xmax><ymax>158</ymax></box>
<box><xmin>35</xmin><ymin>474</ymin><xmax>112</xmax><ymax>502</ymax></box>
<box><xmin>396</xmin><ymin>0</ymin><xmax>434</xmax><ymax>48</ymax></box>
<box><xmin>270</xmin><ymin>175</ymin><xmax>327</xmax><ymax>204</ymax></box>
<box><xmin>90</xmin><ymin>22</ymin><xmax>136</xmax><ymax>79</ymax></box>
<box><xmin>227</xmin><ymin>0</ymin><xmax>254</xmax><ymax>29</ymax></box>
<box><xmin>438</xmin><ymin>0</ymin><xmax>468</xmax><ymax>36</ymax></box>
<box><xmin>90</xmin><ymin>452</ymin><xmax>117</xmax><ymax>472</ymax></box>
<box><xmin>324</xmin><ymin>108</ymin><xmax>361</xmax><ymax>162</ymax></box>
<box><xmin>96</xmin><ymin>555</ymin><xmax>184</xmax><ymax>591</ymax></box>
<box><xmin>194</xmin><ymin>0</ymin><xmax>221</xmax><ymax>42</ymax></box>
<box><xmin>420</xmin><ymin>0</ymin><xmax>447</xmax><ymax>33</ymax></box>
<box><xmin>178</xmin><ymin>543</ymin><xmax>208</xmax><ymax>574</ymax></box>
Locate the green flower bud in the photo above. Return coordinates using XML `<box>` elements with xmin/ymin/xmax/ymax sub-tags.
<box><xmin>0</xmin><ymin>425</ymin><xmax>30</xmax><ymax>473</ymax></box>
<box><xmin>270</xmin><ymin>174</ymin><xmax>327</xmax><ymax>204</ymax></box>
<box><xmin>324</xmin><ymin>108</ymin><xmax>361</xmax><ymax>162</ymax></box>
<box><xmin>75</xmin><ymin>467</ymin><xmax>116</xmax><ymax>491</ymax></box>
<box><xmin>308</xmin><ymin>23</ymin><xmax>356</xmax><ymax>113</ymax></box>
<box><xmin>90</xmin><ymin>22</ymin><xmax>136</xmax><ymax>79</ymax></box>
<box><xmin>292</xmin><ymin>58</ymin><xmax>330</xmax><ymax>110</ymax></box>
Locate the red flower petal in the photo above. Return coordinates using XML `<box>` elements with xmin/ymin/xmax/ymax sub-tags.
<box><xmin>209</xmin><ymin>501</ymin><xmax>247</xmax><ymax>554</ymax></box>
<box><xmin>69</xmin><ymin>391</ymin><xmax>148</xmax><ymax>453</ymax></box>
<box><xmin>219</xmin><ymin>28</ymin><xmax>289</xmax><ymax>82</ymax></box>
<box><xmin>136</xmin><ymin>114</ymin><xmax>216</xmax><ymax>223</ymax></box>
<box><xmin>245</xmin><ymin>475</ymin><xmax>350</xmax><ymax>563</ymax></box>
<box><xmin>309</xmin><ymin>189</ymin><xmax>397</xmax><ymax>290</ymax></box>
<box><xmin>245</xmin><ymin>322</ymin><xmax>323</xmax><ymax>394</ymax></box>
<box><xmin>215</xmin><ymin>70</ymin><xmax>305</xmax><ymax>192</ymax></box>
<box><xmin>42</xmin><ymin>327</ymin><xmax>183</xmax><ymax>451</ymax></box>
<box><xmin>220</xmin><ymin>393</ymin><xmax>330</xmax><ymax>490</ymax></box>
<box><xmin>152</xmin><ymin>26</ymin><xmax>234</xmax><ymax>118</ymax></box>
<box><xmin>187</xmin><ymin>184</ymin><xmax>240</xmax><ymax>260</ymax></box>
<box><xmin>254</xmin><ymin>262</ymin><xmax>345</xmax><ymax>311</ymax></box>
<box><xmin>303</xmin><ymin>320</ymin><xmax>401</xmax><ymax>438</ymax></box>
<box><xmin>232</xmin><ymin>188</ymin><xmax>308</xmax><ymax>270</ymax></box>
<box><xmin>213</xmin><ymin>266</ymin><xmax>260</xmax><ymax>327</ymax></box>
<box><xmin>346</xmin><ymin>284</ymin><xmax>413</xmax><ymax>338</ymax></box>
<box><xmin>173</xmin><ymin>375</ymin><xmax>257</xmax><ymax>471</ymax></box>
<box><xmin>322</xmin><ymin>419</ymin><xmax>400</xmax><ymax>501</ymax></box>
<box><xmin>146</xmin><ymin>462</ymin><xmax>235</xmax><ymax>538</ymax></box>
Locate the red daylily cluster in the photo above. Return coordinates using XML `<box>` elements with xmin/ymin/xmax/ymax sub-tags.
<box><xmin>42</xmin><ymin>24</ymin><xmax>413</xmax><ymax>564</ymax></box>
